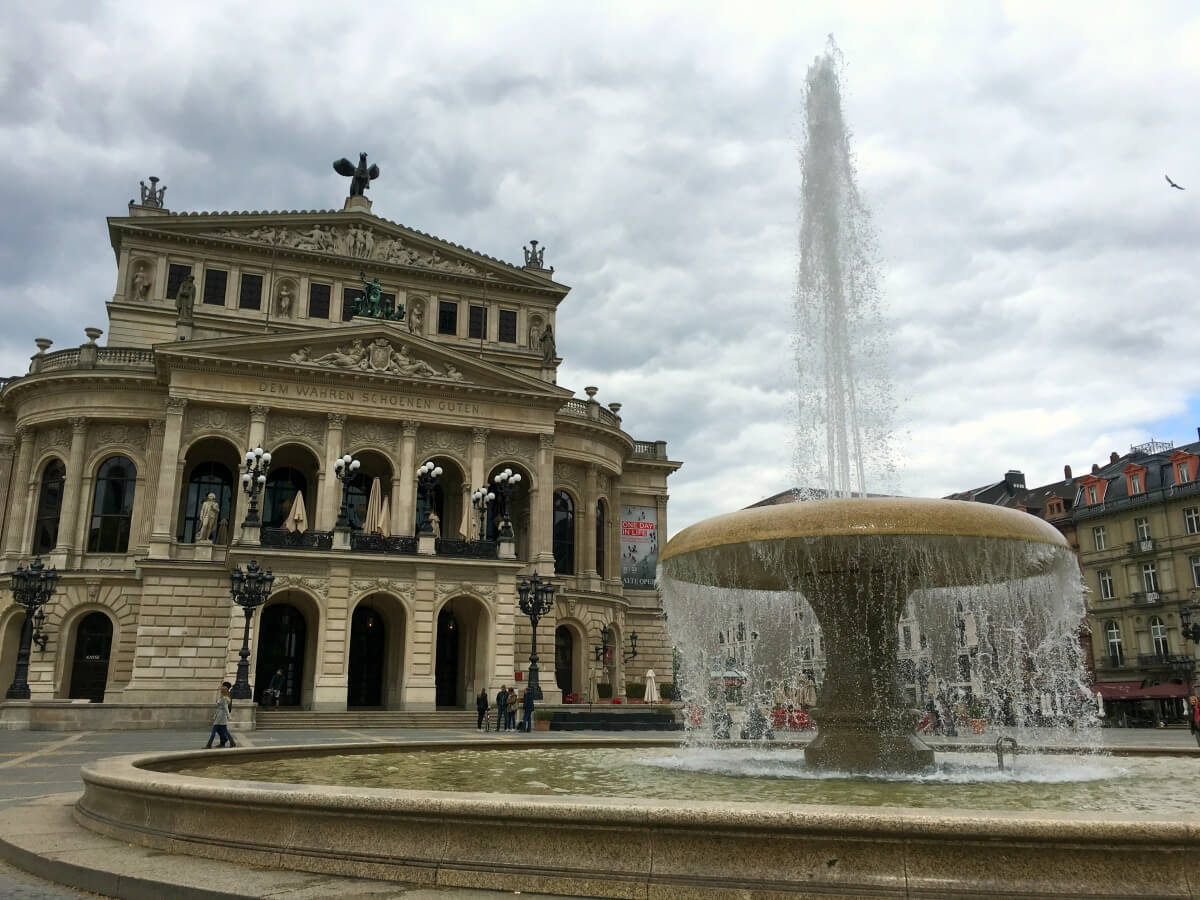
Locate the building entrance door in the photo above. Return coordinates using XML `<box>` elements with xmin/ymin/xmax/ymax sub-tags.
<box><xmin>68</xmin><ymin>612</ymin><xmax>112</xmax><ymax>702</ymax></box>
<box><xmin>348</xmin><ymin>605</ymin><xmax>385</xmax><ymax>707</ymax></box>
<box><xmin>255</xmin><ymin>604</ymin><xmax>306</xmax><ymax>706</ymax></box>
<box><xmin>555</xmin><ymin>625</ymin><xmax>573</xmax><ymax>696</ymax></box>
<box><xmin>435</xmin><ymin>609</ymin><xmax>459</xmax><ymax>708</ymax></box>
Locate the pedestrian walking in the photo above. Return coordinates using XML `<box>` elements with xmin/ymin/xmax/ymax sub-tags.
<box><xmin>495</xmin><ymin>684</ymin><xmax>509</xmax><ymax>731</ymax></box>
<box><xmin>266</xmin><ymin>668</ymin><xmax>285</xmax><ymax>707</ymax></box>
<box><xmin>476</xmin><ymin>688</ymin><xmax>490</xmax><ymax>730</ymax></box>
<box><xmin>506</xmin><ymin>686</ymin><xmax>518</xmax><ymax>731</ymax></box>
<box><xmin>205</xmin><ymin>681</ymin><xmax>237</xmax><ymax>748</ymax></box>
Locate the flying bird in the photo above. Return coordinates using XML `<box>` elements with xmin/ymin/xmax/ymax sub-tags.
<box><xmin>1165</xmin><ymin>175</ymin><xmax>1185</xmax><ymax>190</ymax></box>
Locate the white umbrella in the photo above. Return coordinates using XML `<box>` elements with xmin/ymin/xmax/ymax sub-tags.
<box><xmin>643</xmin><ymin>669</ymin><xmax>657</xmax><ymax>704</ymax></box>
<box><xmin>364</xmin><ymin>477</ymin><xmax>383</xmax><ymax>535</ymax></box>
<box><xmin>285</xmin><ymin>490</ymin><xmax>308</xmax><ymax>534</ymax></box>
<box><xmin>378</xmin><ymin>496</ymin><xmax>391</xmax><ymax>537</ymax></box>
<box><xmin>798</xmin><ymin>676</ymin><xmax>817</xmax><ymax>708</ymax></box>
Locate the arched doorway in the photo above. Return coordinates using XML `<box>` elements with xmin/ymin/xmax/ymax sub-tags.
<box><xmin>555</xmin><ymin>625</ymin><xmax>574</xmax><ymax>696</ymax></box>
<box><xmin>416</xmin><ymin>456</ymin><xmax>465</xmax><ymax>538</ymax></box>
<box><xmin>348</xmin><ymin>605</ymin><xmax>385</xmax><ymax>707</ymax></box>
<box><xmin>434</xmin><ymin>596</ymin><xmax>489</xmax><ymax>708</ymax></box>
<box><xmin>255</xmin><ymin>604</ymin><xmax>307</xmax><ymax>706</ymax></box>
<box><xmin>0</xmin><ymin>612</ymin><xmax>24</xmax><ymax>694</ymax></box>
<box><xmin>68</xmin><ymin>612</ymin><xmax>113</xmax><ymax>702</ymax></box>
<box><xmin>343</xmin><ymin>449</ymin><xmax>393</xmax><ymax>532</ymax></box>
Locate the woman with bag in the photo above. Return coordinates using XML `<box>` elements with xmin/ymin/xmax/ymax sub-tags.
<box><xmin>205</xmin><ymin>681</ymin><xmax>237</xmax><ymax>748</ymax></box>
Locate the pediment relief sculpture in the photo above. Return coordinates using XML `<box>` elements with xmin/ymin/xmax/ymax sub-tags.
<box><xmin>287</xmin><ymin>338</ymin><xmax>464</xmax><ymax>381</ymax></box>
<box><xmin>217</xmin><ymin>225</ymin><xmax>481</xmax><ymax>274</ymax></box>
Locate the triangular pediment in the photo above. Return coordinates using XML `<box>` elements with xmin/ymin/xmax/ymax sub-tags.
<box><xmin>110</xmin><ymin>209</ymin><xmax>567</xmax><ymax>293</ymax></box>
<box><xmin>154</xmin><ymin>323</ymin><xmax>571</xmax><ymax>402</ymax></box>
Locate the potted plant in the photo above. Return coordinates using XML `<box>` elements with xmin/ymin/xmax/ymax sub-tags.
<box><xmin>532</xmin><ymin>709</ymin><xmax>553</xmax><ymax>731</ymax></box>
<box><xmin>967</xmin><ymin>699</ymin><xmax>987</xmax><ymax>734</ymax></box>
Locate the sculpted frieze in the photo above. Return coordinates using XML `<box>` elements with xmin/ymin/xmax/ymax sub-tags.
<box><xmin>216</xmin><ymin>225</ymin><xmax>481</xmax><ymax>274</ymax></box>
<box><xmin>487</xmin><ymin>435</ymin><xmax>536</xmax><ymax>466</ymax></box>
<box><xmin>267</xmin><ymin>413</ymin><xmax>324</xmax><ymax>446</ymax></box>
<box><xmin>90</xmin><ymin>423</ymin><xmax>150</xmax><ymax>453</ymax></box>
<box><xmin>554</xmin><ymin>462</ymin><xmax>583</xmax><ymax>488</ymax></box>
<box><xmin>36</xmin><ymin>425</ymin><xmax>70</xmax><ymax>458</ymax></box>
<box><xmin>184</xmin><ymin>406</ymin><xmax>249</xmax><ymax>441</ymax></box>
<box><xmin>271</xmin><ymin>574</ymin><xmax>328</xmax><ymax>595</ymax></box>
<box><xmin>435</xmin><ymin>581</ymin><xmax>496</xmax><ymax>606</ymax></box>
<box><xmin>344</xmin><ymin>420</ymin><xmax>399</xmax><ymax>449</ymax></box>
<box><xmin>418</xmin><ymin>428</ymin><xmax>469</xmax><ymax>458</ymax></box>
<box><xmin>351</xmin><ymin>578</ymin><xmax>414</xmax><ymax>603</ymax></box>
<box><xmin>288</xmin><ymin>338</ymin><xmax>464</xmax><ymax>382</ymax></box>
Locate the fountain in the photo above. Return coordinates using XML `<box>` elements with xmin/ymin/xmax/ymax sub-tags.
<box><xmin>66</xmin><ymin>42</ymin><xmax>1198</xmax><ymax>899</ymax></box>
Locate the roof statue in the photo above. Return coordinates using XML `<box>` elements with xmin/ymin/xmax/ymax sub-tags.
<box><xmin>352</xmin><ymin>271</ymin><xmax>405</xmax><ymax>321</ymax></box>
<box><xmin>137</xmin><ymin>176</ymin><xmax>167</xmax><ymax>208</ymax></box>
<box><xmin>333</xmin><ymin>152</ymin><xmax>380</xmax><ymax>197</ymax></box>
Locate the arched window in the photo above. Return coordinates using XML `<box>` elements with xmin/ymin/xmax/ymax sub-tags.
<box><xmin>262</xmin><ymin>467</ymin><xmax>308</xmax><ymax>529</ymax></box>
<box><xmin>180</xmin><ymin>461</ymin><xmax>234</xmax><ymax>543</ymax></box>
<box><xmin>1105</xmin><ymin>620</ymin><xmax>1123</xmax><ymax>666</ymax></box>
<box><xmin>595</xmin><ymin>500</ymin><xmax>606</xmax><ymax>578</ymax></box>
<box><xmin>553</xmin><ymin>490</ymin><xmax>575</xmax><ymax>574</ymax></box>
<box><xmin>32</xmin><ymin>459</ymin><xmax>66</xmax><ymax>555</ymax></box>
<box><xmin>88</xmin><ymin>456</ymin><xmax>137</xmax><ymax>552</ymax></box>
<box><xmin>1150</xmin><ymin>616</ymin><xmax>1169</xmax><ymax>658</ymax></box>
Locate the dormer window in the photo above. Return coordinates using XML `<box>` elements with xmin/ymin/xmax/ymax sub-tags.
<box><xmin>1179</xmin><ymin>462</ymin><xmax>1192</xmax><ymax>484</ymax></box>
<box><xmin>1130</xmin><ymin>473</ymin><xmax>1142</xmax><ymax>494</ymax></box>
<box><xmin>1087</xmin><ymin>485</ymin><xmax>1098</xmax><ymax>505</ymax></box>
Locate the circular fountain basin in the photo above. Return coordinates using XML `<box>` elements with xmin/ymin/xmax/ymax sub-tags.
<box><xmin>660</xmin><ymin>497</ymin><xmax>1069</xmax><ymax>588</ymax></box>
<box><xmin>75</xmin><ymin>739</ymin><xmax>1200</xmax><ymax>898</ymax></box>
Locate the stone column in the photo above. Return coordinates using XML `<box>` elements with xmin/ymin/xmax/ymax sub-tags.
<box><xmin>466</xmin><ymin>427</ymin><xmax>488</xmax><ymax>540</ymax></box>
<box><xmin>135</xmin><ymin>420</ymin><xmax>166</xmax><ymax>550</ymax></box>
<box><xmin>3</xmin><ymin>427</ymin><xmax>33</xmax><ymax>560</ymax></box>
<box><xmin>50</xmin><ymin>417</ymin><xmax>89</xmax><ymax>565</ymax></box>
<box><xmin>581</xmin><ymin>464</ymin><xmax>599</xmax><ymax>577</ymax></box>
<box><xmin>532</xmin><ymin>433</ymin><xmax>555</xmax><ymax>572</ymax></box>
<box><xmin>149</xmin><ymin>398</ymin><xmax>187</xmax><ymax>558</ymax></box>
<box><xmin>0</xmin><ymin>439</ymin><xmax>13</xmax><ymax>557</ymax></box>
<box><xmin>231</xmin><ymin>405</ymin><xmax>268</xmax><ymax>532</ymax></box>
<box><xmin>319</xmin><ymin>413</ymin><xmax>346</xmax><ymax>530</ymax></box>
<box><xmin>394</xmin><ymin>420</ymin><xmax>418</xmax><ymax>535</ymax></box>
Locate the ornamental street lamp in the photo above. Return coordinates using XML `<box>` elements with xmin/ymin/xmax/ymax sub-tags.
<box><xmin>517</xmin><ymin>572</ymin><xmax>556</xmax><ymax>701</ymax></box>
<box><xmin>229</xmin><ymin>560</ymin><xmax>275</xmax><ymax>701</ymax></box>
<box><xmin>416</xmin><ymin>460</ymin><xmax>443</xmax><ymax>535</ymax></box>
<box><xmin>333</xmin><ymin>453</ymin><xmax>362</xmax><ymax>528</ymax></box>
<box><xmin>624</xmin><ymin>630</ymin><xmax>639</xmax><ymax>663</ymax></box>
<box><xmin>240</xmin><ymin>446</ymin><xmax>272</xmax><ymax>527</ymax></box>
<box><xmin>4</xmin><ymin>557</ymin><xmax>59</xmax><ymax>700</ymax></box>
<box><xmin>471</xmin><ymin>484</ymin><xmax>495</xmax><ymax>541</ymax></box>
<box><xmin>491</xmin><ymin>468</ymin><xmax>522</xmax><ymax>539</ymax></box>
<box><xmin>594</xmin><ymin>623</ymin><xmax>612</xmax><ymax>663</ymax></box>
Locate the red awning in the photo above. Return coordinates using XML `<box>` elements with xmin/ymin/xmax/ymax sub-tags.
<box><xmin>1094</xmin><ymin>681</ymin><xmax>1189</xmax><ymax>701</ymax></box>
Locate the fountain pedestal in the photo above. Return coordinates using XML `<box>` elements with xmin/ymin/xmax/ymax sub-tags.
<box><xmin>806</xmin><ymin>710</ymin><xmax>933</xmax><ymax>772</ymax></box>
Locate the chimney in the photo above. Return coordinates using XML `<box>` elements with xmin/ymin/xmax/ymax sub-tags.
<box><xmin>1092</xmin><ymin>463</ymin><xmax>1100</xmax><ymax>474</ymax></box>
<box><xmin>1110</xmin><ymin>451</ymin><xmax>1119</xmax><ymax>464</ymax></box>
<box><xmin>1003</xmin><ymin>470</ymin><xmax>1026</xmax><ymax>495</ymax></box>
<box><xmin>1064</xmin><ymin>465</ymin><xmax>1072</xmax><ymax>481</ymax></box>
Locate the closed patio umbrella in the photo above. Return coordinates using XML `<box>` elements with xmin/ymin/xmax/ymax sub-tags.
<box><xmin>378</xmin><ymin>495</ymin><xmax>391</xmax><ymax>537</ymax></box>
<box><xmin>286</xmin><ymin>490</ymin><xmax>308</xmax><ymax>534</ymax></box>
<box><xmin>364</xmin><ymin>477</ymin><xmax>383</xmax><ymax>535</ymax></box>
<box><xmin>643</xmin><ymin>669</ymin><xmax>657</xmax><ymax>704</ymax></box>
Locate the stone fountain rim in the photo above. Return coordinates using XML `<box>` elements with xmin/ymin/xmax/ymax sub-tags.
<box><xmin>661</xmin><ymin>497</ymin><xmax>1068</xmax><ymax>565</ymax></box>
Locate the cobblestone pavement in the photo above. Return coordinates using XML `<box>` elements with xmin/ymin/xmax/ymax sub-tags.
<box><xmin>0</xmin><ymin>723</ymin><xmax>1192</xmax><ymax>897</ymax></box>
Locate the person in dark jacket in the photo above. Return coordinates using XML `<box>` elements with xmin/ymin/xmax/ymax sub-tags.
<box><xmin>476</xmin><ymin>688</ymin><xmax>490</xmax><ymax>730</ymax></box>
<box><xmin>522</xmin><ymin>684</ymin><xmax>536</xmax><ymax>732</ymax></box>
<box><xmin>495</xmin><ymin>685</ymin><xmax>509</xmax><ymax>731</ymax></box>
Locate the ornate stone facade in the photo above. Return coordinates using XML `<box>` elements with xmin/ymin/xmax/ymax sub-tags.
<box><xmin>0</xmin><ymin>183</ymin><xmax>681</xmax><ymax>724</ymax></box>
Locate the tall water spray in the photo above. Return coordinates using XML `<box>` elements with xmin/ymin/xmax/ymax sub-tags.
<box><xmin>793</xmin><ymin>41</ymin><xmax>894</xmax><ymax>500</ymax></box>
<box><xmin>660</xmin><ymin>40</ymin><xmax>1095</xmax><ymax>774</ymax></box>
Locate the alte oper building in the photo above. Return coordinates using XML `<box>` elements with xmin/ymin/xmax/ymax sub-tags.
<box><xmin>0</xmin><ymin>167</ymin><xmax>680</xmax><ymax>725</ymax></box>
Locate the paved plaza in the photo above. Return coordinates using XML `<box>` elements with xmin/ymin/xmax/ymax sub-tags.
<box><xmin>0</xmin><ymin>724</ymin><xmax>1195</xmax><ymax>898</ymax></box>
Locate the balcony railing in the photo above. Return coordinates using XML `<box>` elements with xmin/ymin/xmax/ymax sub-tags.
<box><xmin>558</xmin><ymin>398</ymin><xmax>622</xmax><ymax>429</ymax></box>
<box><xmin>1127</xmin><ymin>538</ymin><xmax>1157</xmax><ymax>555</ymax></box>
<box><xmin>350</xmin><ymin>533</ymin><xmax>418</xmax><ymax>555</ymax></box>
<box><xmin>434</xmin><ymin>538</ymin><xmax>499</xmax><ymax>559</ymax></box>
<box><xmin>1131</xmin><ymin>590</ymin><xmax>1170</xmax><ymax>604</ymax></box>
<box><xmin>632</xmin><ymin>440</ymin><xmax>669</xmax><ymax>459</ymax></box>
<box><xmin>260</xmin><ymin>528</ymin><xmax>334</xmax><ymax>550</ymax></box>
<box><xmin>1137</xmin><ymin>652</ymin><xmax>1193</xmax><ymax>668</ymax></box>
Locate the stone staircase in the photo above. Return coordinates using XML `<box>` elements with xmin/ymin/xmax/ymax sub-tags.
<box><xmin>255</xmin><ymin>709</ymin><xmax>480</xmax><ymax>730</ymax></box>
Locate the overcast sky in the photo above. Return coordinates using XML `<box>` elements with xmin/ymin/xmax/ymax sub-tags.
<box><xmin>3</xmin><ymin>2</ymin><xmax>1198</xmax><ymax>536</ymax></box>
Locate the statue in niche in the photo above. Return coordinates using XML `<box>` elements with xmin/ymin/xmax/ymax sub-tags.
<box><xmin>196</xmin><ymin>492</ymin><xmax>220</xmax><ymax>541</ymax></box>
<box><xmin>175</xmin><ymin>275</ymin><xmax>196</xmax><ymax>319</ymax></box>
<box><xmin>131</xmin><ymin>267</ymin><xmax>151</xmax><ymax>302</ymax></box>
<box><xmin>408</xmin><ymin>300</ymin><xmax>423</xmax><ymax>334</ymax></box>
<box><xmin>528</xmin><ymin>317</ymin><xmax>543</xmax><ymax>350</ymax></box>
<box><xmin>428</xmin><ymin>511</ymin><xmax>441</xmax><ymax>538</ymax></box>
<box><xmin>539</xmin><ymin>324</ymin><xmax>556</xmax><ymax>365</ymax></box>
<box><xmin>276</xmin><ymin>283</ymin><xmax>293</xmax><ymax>317</ymax></box>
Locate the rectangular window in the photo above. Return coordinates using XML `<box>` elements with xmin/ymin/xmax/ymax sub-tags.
<box><xmin>498</xmin><ymin>309</ymin><xmax>518</xmax><ymax>343</ymax></box>
<box><xmin>468</xmin><ymin>305</ymin><xmax>487</xmax><ymax>339</ymax></box>
<box><xmin>308</xmin><ymin>282</ymin><xmax>331</xmax><ymax>319</ymax></box>
<box><xmin>438</xmin><ymin>300</ymin><xmax>458</xmax><ymax>335</ymax></box>
<box><xmin>1087</xmin><ymin>485</ymin><xmax>1098</xmax><ymax>505</ymax></box>
<box><xmin>1092</xmin><ymin>526</ymin><xmax>1107</xmax><ymax>551</ymax></box>
<box><xmin>202</xmin><ymin>268</ymin><xmax>228</xmax><ymax>306</ymax></box>
<box><xmin>1179</xmin><ymin>463</ymin><xmax>1192</xmax><ymax>484</ymax></box>
<box><xmin>1131</xmin><ymin>473</ymin><xmax>1143</xmax><ymax>494</ymax></box>
<box><xmin>238</xmin><ymin>273</ymin><xmax>263</xmax><ymax>310</ymax></box>
<box><xmin>1185</xmin><ymin>508</ymin><xmax>1200</xmax><ymax>535</ymax></box>
<box><xmin>166</xmin><ymin>263</ymin><xmax>192</xmax><ymax>299</ymax></box>
<box><xmin>1192</xmin><ymin>556</ymin><xmax>1200</xmax><ymax>588</ymax></box>
<box><xmin>1098</xmin><ymin>569</ymin><xmax>1114</xmax><ymax>600</ymax></box>
<box><xmin>1135</xmin><ymin>517</ymin><xmax>1151</xmax><ymax>541</ymax></box>
<box><xmin>342</xmin><ymin>287</ymin><xmax>363</xmax><ymax>321</ymax></box>
<box><xmin>1142</xmin><ymin>562</ymin><xmax>1159</xmax><ymax>593</ymax></box>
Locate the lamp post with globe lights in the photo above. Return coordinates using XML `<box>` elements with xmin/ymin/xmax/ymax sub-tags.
<box><xmin>491</xmin><ymin>468</ymin><xmax>523</xmax><ymax>539</ymax></box>
<box><xmin>240</xmin><ymin>447</ymin><xmax>272</xmax><ymax>527</ymax></box>
<box><xmin>228</xmin><ymin>560</ymin><xmax>275</xmax><ymax>701</ymax></box>
<box><xmin>517</xmin><ymin>572</ymin><xmax>556</xmax><ymax>701</ymax></box>
<box><xmin>471</xmin><ymin>484</ymin><xmax>495</xmax><ymax>541</ymax></box>
<box><xmin>416</xmin><ymin>460</ymin><xmax>443</xmax><ymax>535</ymax></box>
<box><xmin>333</xmin><ymin>454</ymin><xmax>361</xmax><ymax>528</ymax></box>
<box><xmin>4</xmin><ymin>557</ymin><xmax>59</xmax><ymax>700</ymax></box>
